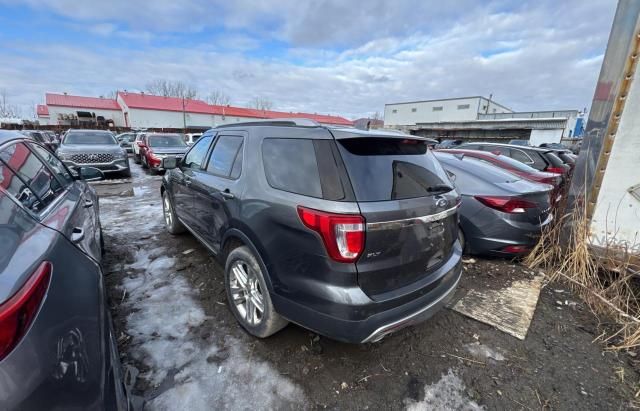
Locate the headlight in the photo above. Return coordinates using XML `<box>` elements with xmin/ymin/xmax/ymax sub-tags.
<box><xmin>56</xmin><ymin>152</ymin><xmax>69</xmax><ymax>160</ymax></box>
<box><xmin>113</xmin><ymin>151</ymin><xmax>126</xmax><ymax>159</ymax></box>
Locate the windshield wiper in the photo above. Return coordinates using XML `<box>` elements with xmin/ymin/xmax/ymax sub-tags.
<box><xmin>427</xmin><ymin>184</ymin><xmax>454</xmax><ymax>194</ymax></box>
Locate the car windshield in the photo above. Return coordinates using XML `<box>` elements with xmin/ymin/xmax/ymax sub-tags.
<box><xmin>64</xmin><ymin>132</ymin><xmax>116</xmax><ymax>145</ymax></box>
<box><xmin>148</xmin><ymin>134</ymin><xmax>187</xmax><ymax>148</ymax></box>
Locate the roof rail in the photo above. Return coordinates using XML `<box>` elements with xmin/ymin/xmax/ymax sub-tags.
<box><xmin>214</xmin><ymin>118</ymin><xmax>321</xmax><ymax>129</ymax></box>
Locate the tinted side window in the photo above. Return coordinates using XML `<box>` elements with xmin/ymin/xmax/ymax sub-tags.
<box><xmin>183</xmin><ymin>135</ymin><xmax>213</xmax><ymax>169</ymax></box>
<box><xmin>29</xmin><ymin>143</ymin><xmax>74</xmax><ymax>186</ymax></box>
<box><xmin>206</xmin><ymin>135</ymin><xmax>243</xmax><ymax>178</ymax></box>
<box><xmin>263</xmin><ymin>138</ymin><xmax>322</xmax><ymax>198</ymax></box>
<box><xmin>0</xmin><ymin>143</ymin><xmax>64</xmax><ymax>212</ymax></box>
<box><xmin>510</xmin><ymin>149</ymin><xmax>533</xmax><ymax>164</ymax></box>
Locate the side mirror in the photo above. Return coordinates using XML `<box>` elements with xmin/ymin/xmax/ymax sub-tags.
<box><xmin>78</xmin><ymin>166</ymin><xmax>105</xmax><ymax>182</ymax></box>
<box><xmin>162</xmin><ymin>156</ymin><xmax>178</xmax><ymax>170</ymax></box>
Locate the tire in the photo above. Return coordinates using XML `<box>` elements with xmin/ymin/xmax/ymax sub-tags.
<box><xmin>134</xmin><ymin>153</ymin><xmax>141</xmax><ymax>164</ymax></box>
<box><xmin>141</xmin><ymin>156</ymin><xmax>148</xmax><ymax>169</ymax></box>
<box><xmin>225</xmin><ymin>246</ymin><xmax>288</xmax><ymax>338</ymax></box>
<box><xmin>162</xmin><ymin>191</ymin><xmax>185</xmax><ymax>234</ymax></box>
<box><xmin>458</xmin><ymin>226</ymin><xmax>468</xmax><ymax>254</ymax></box>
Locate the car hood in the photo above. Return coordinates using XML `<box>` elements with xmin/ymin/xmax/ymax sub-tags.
<box><xmin>149</xmin><ymin>147</ymin><xmax>188</xmax><ymax>155</ymax></box>
<box><xmin>58</xmin><ymin>144</ymin><xmax>123</xmax><ymax>154</ymax></box>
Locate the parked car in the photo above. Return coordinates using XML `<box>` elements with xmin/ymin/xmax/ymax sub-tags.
<box><xmin>20</xmin><ymin>130</ymin><xmax>58</xmax><ymax>152</ymax></box>
<box><xmin>435</xmin><ymin>139</ymin><xmax>463</xmax><ymax>149</ymax></box>
<box><xmin>139</xmin><ymin>133</ymin><xmax>189</xmax><ymax>173</ymax></box>
<box><xmin>434</xmin><ymin>151</ymin><xmax>553</xmax><ymax>256</ymax></box>
<box><xmin>184</xmin><ymin>133</ymin><xmax>202</xmax><ymax>146</ymax></box>
<box><xmin>0</xmin><ymin>130</ymin><xmax>129</xmax><ymax>410</ymax></box>
<box><xmin>458</xmin><ymin>142</ymin><xmax>571</xmax><ymax>176</ymax></box>
<box><xmin>56</xmin><ymin>129</ymin><xmax>131</xmax><ymax>178</ymax></box>
<box><xmin>132</xmin><ymin>133</ymin><xmax>146</xmax><ymax>163</ymax></box>
<box><xmin>160</xmin><ymin>119</ymin><xmax>463</xmax><ymax>343</ymax></box>
<box><xmin>437</xmin><ymin>149</ymin><xmax>564</xmax><ymax>203</ymax></box>
<box><xmin>115</xmin><ymin>132</ymin><xmax>137</xmax><ymax>153</ymax></box>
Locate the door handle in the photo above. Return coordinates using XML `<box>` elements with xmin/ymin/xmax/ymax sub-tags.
<box><xmin>83</xmin><ymin>199</ymin><xmax>94</xmax><ymax>208</ymax></box>
<box><xmin>220</xmin><ymin>190</ymin><xmax>235</xmax><ymax>199</ymax></box>
<box><xmin>71</xmin><ymin>227</ymin><xmax>85</xmax><ymax>243</ymax></box>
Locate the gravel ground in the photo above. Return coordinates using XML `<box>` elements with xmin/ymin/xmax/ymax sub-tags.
<box><xmin>99</xmin><ymin>160</ymin><xmax>640</xmax><ymax>410</ymax></box>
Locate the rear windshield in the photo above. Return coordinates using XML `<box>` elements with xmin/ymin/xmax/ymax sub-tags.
<box><xmin>435</xmin><ymin>153</ymin><xmax>520</xmax><ymax>184</ymax></box>
<box><xmin>336</xmin><ymin>138</ymin><xmax>451</xmax><ymax>201</ymax></box>
<box><xmin>468</xmin><ymin>152</ymin><xmax>539</xmax><ymax>173</ymax></box>
<box><xmin>148</xmin><ymin>134</ymin><xmax>187</xmax><ymax>148</ymax></box>
<box><xmin>64</xmin><ymin>132</ymin><xmax>116</xmax><ymax>145</ymax></box>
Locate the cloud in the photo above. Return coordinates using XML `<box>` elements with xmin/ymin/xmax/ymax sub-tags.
<box><xmin>0</xmin><ymin>0</ymin><xmax>618</xmax><ymax>119</ymax></box>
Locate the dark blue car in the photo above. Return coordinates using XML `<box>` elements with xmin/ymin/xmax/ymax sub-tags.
<box><xmin>0</xmin><ymin>130</ymin><xmax>129</xmax><ymax>410</ymax></box>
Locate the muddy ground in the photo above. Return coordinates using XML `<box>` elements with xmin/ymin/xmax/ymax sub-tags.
<box><xmin>99</xmin><ymin>160</ymin><xmax>639</xmax><ymax>410</ymax></box>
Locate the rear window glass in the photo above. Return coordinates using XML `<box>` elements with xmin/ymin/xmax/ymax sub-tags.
<box><xmin>435</xmin><ymin>153</ymin><xmax>520</xmax><ymax>184</ymax></box>
<box><xmin>337</xmin><ymin>138</ymin><xmax>451</xmax><ymax>201</ymax></box>
<box><xmin>263</xmin><ymin>138</ymin><xmax>322</xmax><ymax>198</ymax></box>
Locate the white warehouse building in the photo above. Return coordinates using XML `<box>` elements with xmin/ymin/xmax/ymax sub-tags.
<box><xmin>384</xmin><ymin>96</ymin><xmax>583</xmax><ymax>145</ymax></box>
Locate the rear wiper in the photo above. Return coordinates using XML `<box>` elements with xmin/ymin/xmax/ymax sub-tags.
<box><xmin>427</xmin><ymin>184</ymin><xmax>453</xmax><ymax>194</ymax></box>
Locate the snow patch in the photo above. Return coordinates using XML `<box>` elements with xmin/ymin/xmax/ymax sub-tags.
<box><xmin>464</xmin><ymin>342</ymin><xmax>505</xmax><ymax>362</ymax></box>
<box><xmin>99</xmin><ymin>172</ymin><xmax>305</xmax><ymax>409</ymax></box>
<box><xmin>405</xmin><ymin>369</ymin><xmax>483</xmax><ymax>411</ymax></box>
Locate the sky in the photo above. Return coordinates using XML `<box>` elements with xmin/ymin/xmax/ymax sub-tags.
<box><xmin>0</xmin><ymin>0</ymin><xmax>618</xmax><ymax>119</ymax></box>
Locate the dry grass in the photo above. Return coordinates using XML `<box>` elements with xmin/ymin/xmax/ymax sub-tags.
<box><xmin>525</xmin><ymin>194</ymin><xmax>640</xmax><ymax>350</ymax></box>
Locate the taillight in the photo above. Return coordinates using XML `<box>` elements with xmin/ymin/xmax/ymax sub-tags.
<box><xmin>474</xmin><ymin>196</ymin><xmax>537</xmax><ymax>214</ymax></box>
<box><xmin>546</xmin><ymin>166</ymin><xmax>565</xmax><ymax>174</ymax></box>
<box><xmin>502</xmin><ymin>245</ymin><xmax>531</xmax><ymax>254</ymax></box>
<box><xmin>0</xmin><ymin>261</ymin><xmax>51</xmax><ymax>361</ymax></box>
<box><xmin>297</xmin><ymin>206</ymin><xmax>364</xmax><ymax>263</ymax></box>
<box><xmin>540</xmin><ymin>176</ymin><xmax>560</xmax><ymax>186</ymax></box>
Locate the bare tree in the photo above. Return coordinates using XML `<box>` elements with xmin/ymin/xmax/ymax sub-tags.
<box><xmin>250</xmin><ymin>96</ymin><xmax>274</xmax><ymax>111</ymax></box>
<box><xmin>371</xmin><ymin>111</ymin><xmax>381</xmax><ymax>121</ymax></box>
<box><xmin>207</xmin><ymin>90</ymin><xmax>231</xmax><ymax>106</ymax></box>
<box><xmin>103</xmin><ymin>90</ymin><xmax>118</xmax><ymax>100</ymax></box>
<box><xmin>145</xmin><ymin>80</ymin><xmax>198</xmax><ymax>100</ymax></box>
<box><xmin>0</xmin><ymin>89</ymin><xmax>21</xmax><ymax>118</ymax></box>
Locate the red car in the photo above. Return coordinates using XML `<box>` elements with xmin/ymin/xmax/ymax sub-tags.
<box><xmin>438</xmin><ymin>148</ymin><xmax>564</xmax><ymax>201</ymax></box>
<box><xmin>139</xmin><ymin>133</ymin><xmax>189</xmax><ymax>173</ymax></box>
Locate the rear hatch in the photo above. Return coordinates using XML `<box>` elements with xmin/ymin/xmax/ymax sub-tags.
<box><xmin>333</xmin><ymin>134</ymin><xmax>459</xmax><ymax>300</ymax></box>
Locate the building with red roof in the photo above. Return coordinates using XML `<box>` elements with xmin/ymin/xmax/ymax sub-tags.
<box><xmin>37</xmin><ymin>91</ymin><xmax>353</xmax><ymax>128</ymax></box>
<box><xmin>39</xmin><ymin>93</ymin><xmax>125</xmax><ymax>126</ymax></box>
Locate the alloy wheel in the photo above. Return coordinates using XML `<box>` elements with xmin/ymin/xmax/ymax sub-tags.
<box><xmin>229</xmin><ymin>261</ymin><xmax>264</xmax><ymax>326</ymax></box>
<box><xmin>163</xmin><ymin>194</ymin><xmax>173</xmax><ymax>228</ymax></box>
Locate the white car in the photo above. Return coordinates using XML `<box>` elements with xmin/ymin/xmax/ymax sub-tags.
<box><xmin>133</xmin><ymin>132</ymin><xmax>146</xmax><ymax>163</ymax></box>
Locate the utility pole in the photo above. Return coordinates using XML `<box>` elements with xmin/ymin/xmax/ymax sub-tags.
<box><xmin>486</xmin><ymin>93</ymin><xmax>492</xmax><ymax>114</ymax></box>
<box><xmin>182</xmin><ymin>97</ymin><xmax>187</xmax><ymax>134</ymax></box>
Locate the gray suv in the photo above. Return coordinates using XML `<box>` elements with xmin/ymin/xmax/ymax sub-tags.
<box><xmin>57</xmin><ymin>129</ymin><xmax>131</xmax><ymax>177</ymax></box>
<box><xmin>160</xmin><ymin>119</ymin><xmax>463</xmax><ymax>343</ymax></box>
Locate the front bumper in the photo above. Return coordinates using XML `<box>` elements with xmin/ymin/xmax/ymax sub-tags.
<box><xmin>62</xmin><ymin>158</ymin><xmax>129</xmax><ymax>173</ymax></box>
<box><xmin>271</xmin><ymin>244</ymin><xmax>463</xmax><ymax>343</ymax></box>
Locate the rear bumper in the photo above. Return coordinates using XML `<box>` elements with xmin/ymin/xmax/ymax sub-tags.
<box><xmin>464</xmin><ymin>212</ymin><xmax>553</xmax><ymax>256</ymax></box>
<box><xmin>271</xmin><ymin>243</ymin><xmax>463</xmax><ymax>343</ymax></box>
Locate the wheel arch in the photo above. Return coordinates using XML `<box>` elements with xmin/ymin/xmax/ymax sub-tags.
<box><xmin>221</xmin><ymin>227</ymin><xmax>275</xmax><ymax>292</ymax></box>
